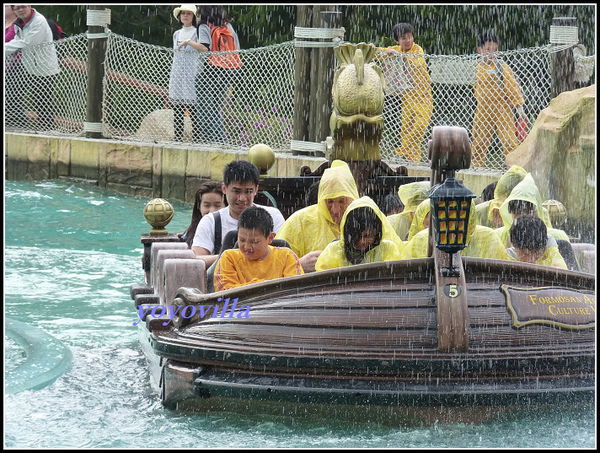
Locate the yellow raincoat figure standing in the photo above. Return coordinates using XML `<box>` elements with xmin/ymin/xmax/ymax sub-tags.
<box><xmin>315</xmin><ymin>196</ymin><xmax>404</xmax><ymax>271</ymax></box>
<box><xmin>275</xmin><ymin>160</ymin><xmax>360</xmax><ymax>272</ymax></box>
<box><xmin>388</xmin><ymin>180</ymin><xmax>430</xmax><ymax>241</ymax></box>
<box><xmin>471</xmin><ymin>31</ymin><xmax>527</xmax><ymax>168</ymax></box>
<box><xmin>378</xmin><ymin>23</ymin><xmax>433</xmax><ymax>162</ymax></box>
<box><xmin>495</xmin><ymin>173</ymin><xmax>570</xmax><ymax>247</ymax></box>
<box><xmin>401</xmin><ymin>199</ymin><xmax>508</xmax><ymax>260</ymax></box>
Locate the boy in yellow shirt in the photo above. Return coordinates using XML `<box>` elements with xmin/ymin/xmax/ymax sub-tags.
<box><xmin>471</xmin><ymin>31</ymin><xmax>528</xmax><ymax>167</ymax></box>
<box><xmin>214</xmin><ymin>206</ymin><xmax>304</xmax><ymax>291</ymax></box>
<box><xmin>380</xmin><ymin>23</ymin><xmax>433</xmax><ymax>162</ymax></box>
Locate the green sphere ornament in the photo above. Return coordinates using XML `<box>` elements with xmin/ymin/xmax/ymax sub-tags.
<box><xmin>143</xmin><ymin>198</ymin><xmax>174</xmax><ymax>234</ymax></box>
<box><xmin>248</xmin><ymin>144</ymin><xmax>275</xmax><ymax>175</ymax></box>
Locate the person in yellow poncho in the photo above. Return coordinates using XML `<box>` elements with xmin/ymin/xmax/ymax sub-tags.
<box><xmin>506</xmin><ymin>215</ymin><xmax>567</xmax><ymax>269</ymax></box>
<box><xmin>315</xmin><ymin>196</ymin><xmax>404</xmax><ymax>271</ymax></box>
<box><xmin>470</xmin><ymin>31</ymin><xmax>528</xmax><ymax>168</ymax></box>
<box><xmin>378</xmin><ymin>23</ymin><xmax>433</xmax><ymax>162</ymax></box>
<box><xmin>387</xmin><ymin>180</ymin><xmax>430</xmax><ymax>241</ymax></box>
<box><xmin>275</xmin><ymin>160</ymin><xmax>360</xmax><ymax>273</ymax></box>
<box><xmin>406</xmin><ymin>197</ymin><xmax>430</xmax><ymax>241</ymax></box>
<box><xmin>494</xmin><ymin>173</ymin><xmax>570</xmax><ymax>247</ymax></box>
<box><xmin>476</xmin><ymin>165</ymin><xmax>527</xmax><ymax>230</ymax></box>
<box><xmin>401</xmin><ymin>199</ymin><xmax>508</xmax><ymax>260</ymax></box>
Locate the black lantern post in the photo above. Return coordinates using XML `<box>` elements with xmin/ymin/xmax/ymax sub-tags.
<box><xmin>428</xmin><ymin>177</ymin><xmax>476</xmax><ymax>276</ymax></box>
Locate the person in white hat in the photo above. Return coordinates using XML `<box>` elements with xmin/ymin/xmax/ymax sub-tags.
<box><xmin>169</xmin><ymin>4</ymin><xmax>199</xmax><ymax>141</ymax></box>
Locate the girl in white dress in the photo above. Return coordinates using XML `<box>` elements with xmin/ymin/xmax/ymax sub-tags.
<box><xmin>169</xmin><ymin>5</ymin><xmax>199</xmax><ymax>141</ymax></box>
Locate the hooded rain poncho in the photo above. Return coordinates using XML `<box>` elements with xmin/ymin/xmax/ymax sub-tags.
<box><xmin>275</xmin><ymin>160</ymin><xmax>360</xmax><ymax>258</ymax></box>
<box><xmin>315</xmin><ymin>196</ymin><xmax>403</xmax><ymax>271</ymax></box>
<box><xmin>401</xmin><ymin>199</ymin><xmax>508</xmax><ymax>260</ymax></box>
<box><xmin>495</xmin><ymin>173</ymin><xmax>569</xmax><ymax>246</ymax></box>
<box><xmin>389</xmin><ymin>180</ymin><xmax>430</xmax><ymax>241</ymax></box>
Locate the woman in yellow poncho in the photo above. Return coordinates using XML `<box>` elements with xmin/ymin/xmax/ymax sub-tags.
<box><xmin>275</xmin><ymin>160</ymin><xmax>360</xmax><ymax>272</ymax></box>
<box><xmin>401</xmin><ymin>199</ymin><xmax>508</xmax><ymax>260</ymax></box>
<box><xmin>495</xmin><ymin>173</ymin><xmax>569</xmax><ymax>247</ymax></box>
<box><xmin>388</xmin><ymin>180</ymin><xmax>430</xmax><ymax>241</ymax></box>
<box><xmin>315</xmin><ymin>196</ymin><xmax>404</xmax><ymax>271</ymax></box>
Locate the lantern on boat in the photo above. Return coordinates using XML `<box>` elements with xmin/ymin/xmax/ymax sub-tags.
<box><xmin>428</xmin><ymin>177</ymin><xmax>476</xmax><ymax>256</ymax></box>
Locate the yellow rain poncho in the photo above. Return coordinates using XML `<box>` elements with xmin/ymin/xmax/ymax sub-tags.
<box><xmin>471</xmin><ymin>59</ymin><xmax>524</xmax><ymax>167</ymax></box>
<box><xmin>388</xmin><ymin>180</ymin><xmax>430</xmax><ymax>241</ymax></box>
<box><xmin>275</xmin><ymin>160</ymin><xmax>360</xmax><ymax>258</ymax></box>
<box><xmin>495</xmin><ymin>173</ymin><xmax>569</xmax><ymax>246</ymax></box>
<box><xmin>401</xmin><ymin>199</ymin><xmax>508</xmax><ymax>260</ymax></box>
<box><xmin>476</xmin><ymin>165</ymin><xmax>526</xmax><ymax>229</ymax></box>
<box><xmin>407</xmin><ymin>198</ymin><xmax>430</xmax><ymax>241</ymax></box>
<box><xmin>494</xmin><ymin>165</ymin><xmax>528</xmax><ymax>201</ymax></box>
<box><xmin>315</xmin><ymin>196</ymin><xmax>404</xmax><ymax>271</ymax></box>
<box><xmin>506</xmin><ymin>245</ymin><xmax>567</xmax><ymax>269</ymax></box>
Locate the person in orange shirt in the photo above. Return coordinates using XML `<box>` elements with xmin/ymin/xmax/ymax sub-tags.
<box><xmin>471</xmin><ymin>31</ymin><xmax>528</xmax><ymax>168</ymax></box>
<box><xmin>214</xmin><ymin>206</ymin><xmax>303</xmax><ymax>291</ymax></box>
<box><xmin>380</xmin><ymin>23</ymin><xmax>433</xmax><ymax>162</ymax></box>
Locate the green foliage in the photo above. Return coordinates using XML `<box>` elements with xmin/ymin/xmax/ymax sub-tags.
<box><xmin>35</xmin><ymin>5</ymin><xmax>594</xmax><ymax>55</ymax></box>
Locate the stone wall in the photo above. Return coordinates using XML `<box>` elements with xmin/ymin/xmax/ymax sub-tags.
<box><xmin>5</xmin><ymin>133</ymin><xmax>498</xmax><ymax>205</ymax></box>
<box><xmin>506</xmin><ymin>84</ymin><xmax>595</xmax><ymax>241</ymax></box>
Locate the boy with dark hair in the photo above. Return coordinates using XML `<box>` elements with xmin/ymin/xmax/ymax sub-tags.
<box><xmin>507</xmin><ymin>216</ymin><xmax>567</xmax><ymax>269</ymax></box>
<box><xmin>214</xmin><ymin>206</ymin><xmax>303</xmax><ymax>291</ymax></box>
<box><xmin>471</xmin><ymin>30</ymin><xmax>527</xmax><ymax>167</ymax></box>
<box><xmin>192</xmin><ymin>160</ymin><xmax>285</xmax><ymax>267</ymax></box>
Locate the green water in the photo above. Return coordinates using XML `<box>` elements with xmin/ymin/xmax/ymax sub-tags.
<box><xmin>4</xmin><ymin>179</ymin><xmax>596</xmax><ymax>448</ymax></box>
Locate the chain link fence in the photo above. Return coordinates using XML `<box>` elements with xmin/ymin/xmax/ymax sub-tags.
<box><xmin>4</xmin><ymin>32</ymin><xmax>595</xmax><ymax>172</ymax></box>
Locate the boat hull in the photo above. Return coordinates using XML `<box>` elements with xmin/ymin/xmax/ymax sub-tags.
<box><xmin>134</xmin><ymin>257</ymin><xmax>595</xmax><ymax>424</ymax></box>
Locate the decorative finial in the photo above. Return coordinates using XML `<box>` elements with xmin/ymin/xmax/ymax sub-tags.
<box><xmin>248</xmin><ymin>144</ymin><xmax>276</xmax><ymax>176</ymax></box>
<box><xmin>143</xmin><ymin>198</ymin><xmax>174</xmax><ymax>234</ymax></box>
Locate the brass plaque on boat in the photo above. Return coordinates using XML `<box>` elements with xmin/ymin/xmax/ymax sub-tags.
<box><xmin>501</xmin><ymin>285</ymin><xmax>595</xmax><ymax>329</ymax></box>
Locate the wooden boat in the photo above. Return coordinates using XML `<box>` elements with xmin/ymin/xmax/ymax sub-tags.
<box><xmin>130</xmin><ymin>127</ymin><xmax>595</xmax><ymax>425</ymax></box>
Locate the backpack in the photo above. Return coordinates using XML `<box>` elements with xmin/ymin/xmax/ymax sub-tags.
<box><xmin>208</xmin><ymin>23</ymin><xmax>242</xmax><ymax>69</ymax></box>
<box><xmin>47</xmin><ymin>18</ymin><xmax>67</xmax><ymax>40</ymax></box>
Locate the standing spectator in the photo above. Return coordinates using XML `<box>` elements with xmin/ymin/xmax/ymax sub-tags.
<box><xmin>5</xmin><ymin>5</ymin><xmax>60</xmax><ymax>131</ymax></box>
<box><xmin>190</xmin><ymin>5</ymin><xmax>241</xmax><ymax>144</ymax></box>
<box><xmin>471</xmin><ymin>30</ymin><xmax>527</xmax><ymax>168</ymax></box>
<box><xmin>378</xmin><ymin>23</ymin><xmax>433</xmax><ymax>162</ymax></box>
<box><xmin>5</xmin><ymin>4</ymin><xmax>18</xmax><ymax>41</ymax></box>
<box><xmin>169</xmin><ymin>5</ymin><xmax>200</xmax><ymax>142</ymax></box>
<box><xmin>5</xmin><ymin>4</ymin><xmax>28</xmax><ymax>128</ymax></box>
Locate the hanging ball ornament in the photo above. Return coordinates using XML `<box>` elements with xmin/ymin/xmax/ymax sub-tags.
<box><xmin>542</xmin><ymin>199</ymin><xmax>567</xmax><ymax>227</ymax></box>
<box><xmin>248</xmin><ymin>144</ymin><xmax>275</xmax><ymax>175</ymax></box>
<box><xmin>143</xmin><ymin>198</ymin><xmax>174</xmax><ymax>234</ymax></box>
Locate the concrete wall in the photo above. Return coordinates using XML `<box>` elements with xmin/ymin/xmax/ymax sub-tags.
<box><xmin>5</xmin><ymin>132</ymin><xmax>498</xmax><ymax>204</ymax></box>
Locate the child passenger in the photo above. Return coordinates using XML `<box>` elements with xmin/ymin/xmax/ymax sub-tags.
<box><xmin>507</xmin><ymin>215</ymin><xmax>567</xmax><ymax>269</ymax></box>
<box><xmin>315</xmin><ymin>196</ymin><xmax>403</xmax><ymax>271</ymax></box>
<box><xmin>214</xmin><ymin>206</ymin><xmax>303</xmax><ymax>291</ymax></box>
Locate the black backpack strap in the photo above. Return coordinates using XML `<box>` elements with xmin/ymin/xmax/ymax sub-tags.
<box><xmin>213</xmin><ymin>211</ymin><xmax>222</xmax><ymax>254</ymax></box>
